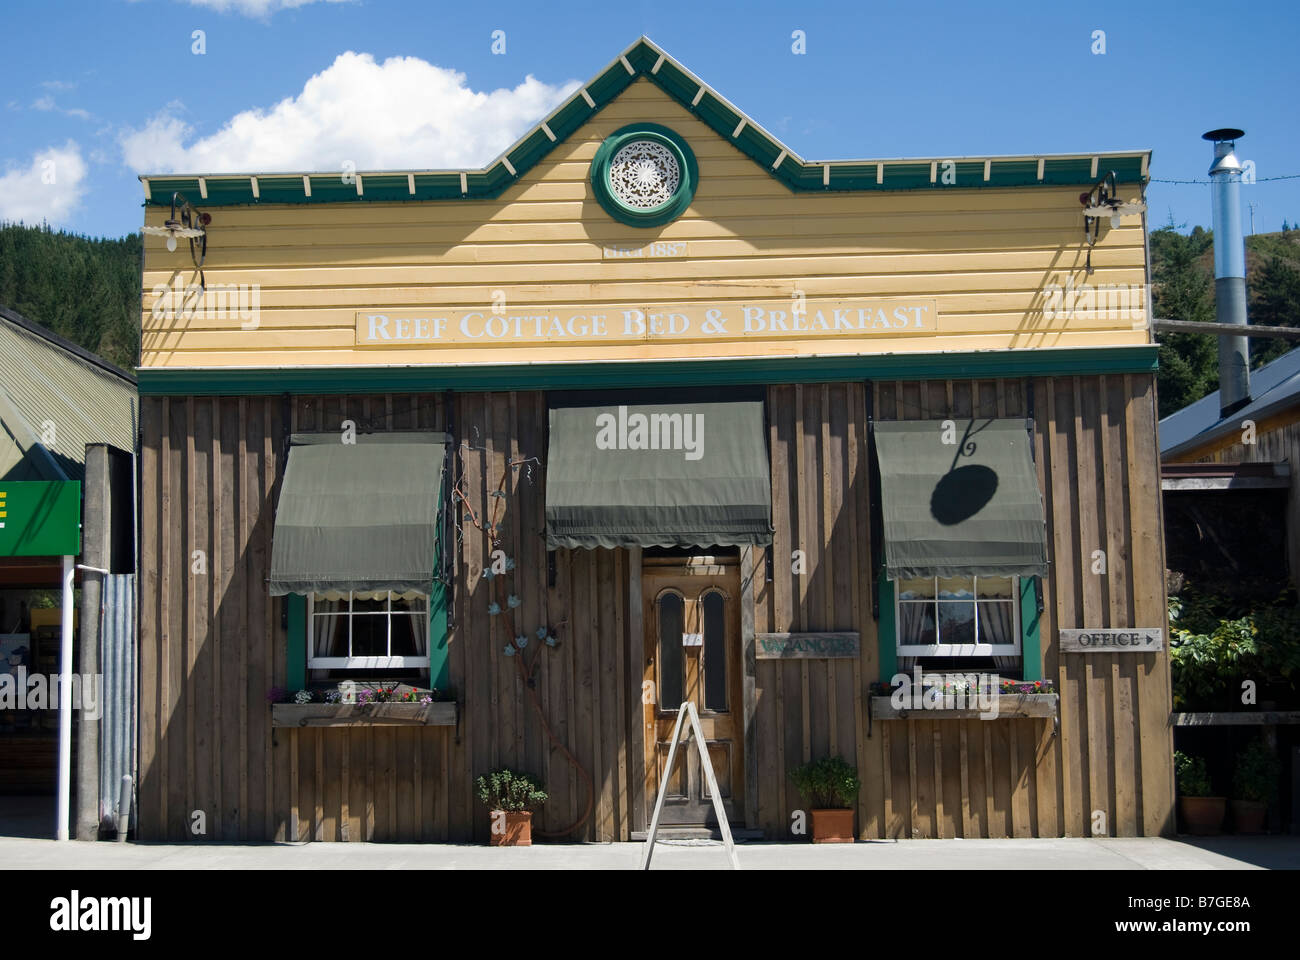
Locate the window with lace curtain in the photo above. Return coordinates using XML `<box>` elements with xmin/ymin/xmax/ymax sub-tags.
<box><xmin>307</xmin><ymin>590</ymin><xmax>430</xmax><ymax>681</ymax></box>
<box><xmin>894</xmin><ymin>575</ymin><xmax>1021</xmax><ymax>662</ymax></box>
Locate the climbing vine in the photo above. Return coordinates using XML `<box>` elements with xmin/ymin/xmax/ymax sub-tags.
<box><xmin>450</xmin><ymin>432</ymin><xmax>595</xmax><ymax>838</ymax></box>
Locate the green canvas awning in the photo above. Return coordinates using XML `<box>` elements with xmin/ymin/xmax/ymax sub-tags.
<box><xmin>269</xmin><ymin>432</ymin><xmax>448</xmax><ymax>596</ymax></box>
<box><xmin>546</xmin><ymin>401</ymin><xmax>772</xmax><ymax>550</ymax></box>
<box><xmin>874</xmin><ymin>418</ymin><xmax>1047</xmax><ymax>579</ymax></box>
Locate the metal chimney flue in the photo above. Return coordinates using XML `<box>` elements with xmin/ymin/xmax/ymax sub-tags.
<box><xmin>1203</xmin><ymin>128</ymin><xmax>1251</xmax><ymax>417</ymax></box>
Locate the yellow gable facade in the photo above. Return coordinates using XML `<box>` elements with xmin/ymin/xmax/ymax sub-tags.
<box><xmin>138</xmin><ymin>66</ymin><xmax>1151</xmax><ymax>374</ymax></box>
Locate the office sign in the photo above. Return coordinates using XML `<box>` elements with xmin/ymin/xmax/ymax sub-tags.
<box><xmin>356</xmin><ymin>297</ymin><xmax>938</xmax><ymax>348</ymax></box>
<box><xmin>1059</xmin><ymin>628</ymin><xmax>1164</xmax><ymax>652</ymax></box>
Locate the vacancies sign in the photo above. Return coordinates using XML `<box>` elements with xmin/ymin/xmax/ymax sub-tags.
<box><xmin>355</xmin><ymin>297</ymin><xmax>938</xmax><ymax>348</ymax></box>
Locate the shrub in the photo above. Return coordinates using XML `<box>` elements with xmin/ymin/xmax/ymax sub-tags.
<box><xmin>1168</xmin><ymin>586</ymin><xmax>1300</xmax><ymax>709</ymax></box>
<box><xmin>1233</xmin><ymin>740</ymin><xmax>1280</xmax><ymax>803</ymax></box>
<box><xmin>475</xmin><ymin>769</ymin><xmax>547</xmax><ymax>812</ymax></box>
<box><xmin>789</xmin><ymin>756</ymin><xmax>860</xmax><ymax>809</ymax></box>
<box><xmin>1174</xmin><ymin>750</ymin><xmax>1213</xmax><ymax>797</ymax></box>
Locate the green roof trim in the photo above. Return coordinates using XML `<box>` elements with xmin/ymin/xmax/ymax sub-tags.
<box><xmin>140</xmin><ymin>37</ymin><xmax>1151</xmax><ymax>208</ymax></box>
<box><xmin>136</xmin><ymin>345</ymin><xmax>1158</xmax><ymax>397</ymax></box>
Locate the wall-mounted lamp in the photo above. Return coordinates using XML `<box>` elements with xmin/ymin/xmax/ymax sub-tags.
<box><xmin>1078</xmin><ymin>171</ymin><xmax>1146</xmax><ymax>272</ymax></box>
<box><xmin>142</xmin><ymin>192</ymin><xmax>210</xmax><ymax>263</ymax></box>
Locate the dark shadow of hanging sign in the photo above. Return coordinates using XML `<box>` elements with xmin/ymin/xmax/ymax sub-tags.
<box><xmin>930</xmin><ymin>418</ymin><xmax>999</xmax><ymax>525</ymax></box>
<box><xmin>931</xmin><ymin>464</ymin><xmax>999</xmax><ymax>526</ymax></box>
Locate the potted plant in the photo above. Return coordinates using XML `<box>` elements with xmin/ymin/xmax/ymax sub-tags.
<box><xmin>1174</xmin><ymin>750</ymin><xmax>1225</xmax><ymax>835</ymax></box>
<box><xmin>1231</xmin><ymin>739</ymin><xmax>1279</xmax><ymax>834</ymax></box>
<box><xmin>789</xmin><ymin>756</ymin><xmax>860</xmax><ymax>843</ymax></box>
<box><xmin>475</xmin><ymin>769</ymin><xmax>547</xmax><ymax>846</ymax></box>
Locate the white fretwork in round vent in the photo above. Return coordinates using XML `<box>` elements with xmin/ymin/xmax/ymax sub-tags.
<box><xmin>608</xmin><ymin>140</ymin><xmax>681</xmax><ymax>209</ymax></box>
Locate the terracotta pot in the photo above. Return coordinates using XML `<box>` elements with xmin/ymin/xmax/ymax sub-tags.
<box><xmin>489</xmin><ymin>810</ymin><xmax>533</xmax><ymax>846</ymax></box>
<box><xmin>1178</xmin><ymin>796</ymin><xmax>1226</xmax><ymax>836</ymax></box>
<box><xmin>811</xmin><ymin>808</ymin><xmax>855</xmax><ymax>843</ymax></box>
<box><xmin>1231</xmin><ymin>799</ymin><xmax>1267</xmax><ymax>834</ymax></box>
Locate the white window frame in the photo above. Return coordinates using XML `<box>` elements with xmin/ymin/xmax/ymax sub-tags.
<box><xmin>307</xmin><ymin>590</ymin><xmax>430</xmax><ymax>671</ymax></box>
<box><xmin>894</xmin><ymin>575</ymin><xmax>1021</xmax><ymax>657</ymax></box>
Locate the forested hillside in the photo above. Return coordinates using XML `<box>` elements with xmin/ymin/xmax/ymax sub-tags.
<box><xmin>0</xmin><ymin>223</ymin><xmax>141</xmax><ymax>370</ymax></box>
<box><xmin>1154</xmin><ymin>222</ymin><xmax>1300</xmax><ymax>417</ymax></box>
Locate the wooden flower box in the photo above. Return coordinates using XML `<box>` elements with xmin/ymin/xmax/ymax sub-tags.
<box><xmin>271</xmin><ymin>701</ymin><xmax>457</xmax><ymax>727</ymax></box>
<box><xmin>870</xmin><ymin>693</ymin><xmax>1058</xmax><ymax>720</ymax></box>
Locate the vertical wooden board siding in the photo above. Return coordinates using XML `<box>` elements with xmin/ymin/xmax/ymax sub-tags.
<box><xmin>804</xmin><ymin>386</ymin><xmax>828</xmax><ymax>762</ymax></box>
<box><xmin>940</xmin><ymin>723</ymin><xmax>964</xmax><ymax>838</ymax></box>
<box><xmin>189</xmin><ymin>399</ymin><xmax>210</xmax><ymax>842</ymax></box>
<box><xmin>1103</xmin><ymin>375</ymin><xmax>1139</xmax><ymax>837</ymax></box>
<box><xmin>1049</xmin><ymin>379</ymin><xmax>1086</xmax><ymax>835</ymax></box>
<box><xmin>137</xmin><ymin>398</ymin><xmax>160</xmax><ymax>839</ymax></box>
<box><xmin>245</xmin><ymin>405</ymin><xmax>269</xmax><ymax>837</ymax></box>
<box><xmin>1075</xmin><ymin>378</ymin><xmax>1113</xmax><ymax>836</ymax></box>
<box><xmin>963</xmin><ymin>720</ymin><xmax>989</xmax><ymax>838</ymax></box>
<box><xmin>850</xmin><ymin>384</ymin><xmax>881</xmax><ymax>840</ymax></box>
<box><xmin>1009</xmin><ymin>722</ymin><xmax>1032</xmax><ymax>838</ymax></box>
<box><xmin>1127</xmin><ymin>375</ymin><xmax>1174</xmax><ymax>836</ymax></box>
<box><xmin>546</xmin><ymin>532</ymin><xmax>570</xmax><ymax>835</ymax></box>
<box><xmin>794</xmin><ymin>386</ymin><xmax>812</xmax><ymax>767</ymax></box>
<box><xmin>595</xmin><ymin>549</ymin><xmax>616</xmax><ymax>840</ymax></box>
<box><xmin>910</xmin><ymin>718</ymin><xmax>930</xmax><ymax>837</ymax></box>
<box><xmin>166</xmin><ymin>398</ymin><xmax>186</xmax><ymax>840</ymax></box>
<box><xmin>515</xmin><ymin>394</ymin><xmax>544</xmax><ymax>820</ymax></box>
<box><xmin>768</xmin><ymin>385</ymin><xmax>792</xmax><ymax>833</ymax></box>
<box><xmin>627</xmin><ymin>546</ymin><xmax>645</xmax><ymax>834</ymax></box>
<box><xmin>489</xmin><ymin>393</ymin><xmax>514</xmax><ymax>789</ymax></box>
<box><xmin>184</xmin><ymin>401</ymin><xmax>196</xmax><ymax>838</ymax></box>
<box><xmin>560</xmin><ymin>548</ymin><xmax>578</xmax><ymax>835</ymax></box>
<box><xmin>135</xmin><ymin>377</ymin><xmax>1171</xmax><ymax>842</ymax></box>
<box><xmin>1030</xmin><ymin>379</ymin><xmax>1064</xmax><ymax>839</ymax></box>
<box><xmin>989</xmin><ymin>717</ymin><xmax>1013</xmax><ymax>838</ymax></box>
<box><xmin>463</xmin><ymin>393</ymin><xmax>490</xmax><ymax>842</ymax></box>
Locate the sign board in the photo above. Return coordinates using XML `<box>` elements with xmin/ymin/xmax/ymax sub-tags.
<box><xmin>1059</xmin><ymin>628</ymin><xmax>1164</xmax><ymax>653</ymax></box>
<box><xmin>356</xmin><ymin>297</ymin><xmax>938</xmax><ymax>349</ymax></box>
<box><xmin>0</xmin><ymin>481</ymin><xmax>80</xmax><ymax>557</ymax></box>
<box><xmin>755</xmin><ymin>632</ymin><xmax>860</xmax><ymax>660</ymax></box>
<box><xmin>681</xmin><ymin>633</ymin><xmax>703</xmax><ymax>647</ymax></box>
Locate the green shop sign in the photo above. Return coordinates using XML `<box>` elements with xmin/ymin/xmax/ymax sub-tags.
<box><xmin>0</xmin><ymin>481</ymin><xmax>81</xmax><ymax>557</ymax></box>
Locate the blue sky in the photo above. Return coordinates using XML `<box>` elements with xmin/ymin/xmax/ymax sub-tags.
<box><xmin>2</xmin><ymin>0</ymin><xmax>1297</xmax><ymax>239</ymax></box>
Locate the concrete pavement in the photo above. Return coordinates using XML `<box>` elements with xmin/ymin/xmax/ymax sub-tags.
<box><xmin>2</xmin><ymin>834</ymin><xmax>1297</xmax><ymax>869</ymax></box>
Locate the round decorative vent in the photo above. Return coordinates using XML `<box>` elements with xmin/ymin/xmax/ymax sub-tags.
<box><xmin>590</xmin><ymin>123</ymin><xmax>697</xmax><ymax>228</ymax></box>
<box><xmin>608</xmin><ymin>140</ymin><xmax>681</xmax><ymax>209</ymax></box>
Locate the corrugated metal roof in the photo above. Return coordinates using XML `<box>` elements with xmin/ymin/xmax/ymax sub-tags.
<box><xmin>1159</xmin><ymin>346</ymin><xmax>1300</xmax><ymax>458</ymax></box>
<box><xmin>0</xmin><ymin>306</ymin><xmax>137</xmax><ymax>482</ymax></box>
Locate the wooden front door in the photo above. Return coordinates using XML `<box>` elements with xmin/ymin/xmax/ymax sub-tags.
<box><xmin>641</xmin><ymin>557</ymin><xmax>744</xmax><ymax>826</ymax></box>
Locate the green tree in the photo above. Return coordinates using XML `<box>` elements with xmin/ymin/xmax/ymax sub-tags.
<box><xmin>1152</xmin><ymin>224</ymin><xmax>1217</xmax><ymax>417</ymax></box>
<box><xmin>1248</xmin><ymin>253</ymin><xmax>1300</xmax><ymax>368</ymax></box>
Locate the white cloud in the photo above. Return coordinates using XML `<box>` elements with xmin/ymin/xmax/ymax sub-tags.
<box><xmin>0</xmin><ymin>142</ymin><xmax>88</xmax><ymax>226</ymax></box>
<box><xmin>32</xmin><ymin>94</ymin><xmax>93</xmax><ymax>121</ymax></box>
<box><xmin>121</xmin><ymin>51</ymin><xmax>580</xmax><ymax>175</ymax></box>
<box><xmin>167</xmin><ymin>0</ymin><xmax>353</xmax><ymax>18</ymax></box>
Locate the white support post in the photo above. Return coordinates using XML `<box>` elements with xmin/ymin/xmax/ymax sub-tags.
<box><xmin>57</xmin><ymin>553</ymin><xmax>74</xmax><ymax>840</ymax></box>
